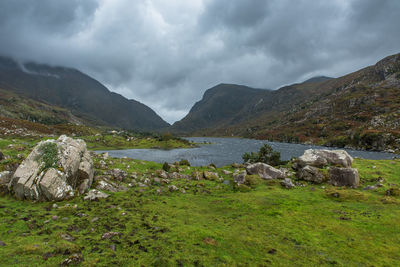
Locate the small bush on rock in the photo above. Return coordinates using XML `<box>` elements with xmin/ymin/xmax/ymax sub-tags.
<box><xmin>179</xmin><ymin>159</ymin><xmax>191</xmax><ymax>166</ymax></box>
<box><xmin>162</xmin><ymin>162</ymin><xmax>171</xmax><ymax>172</ymax></box>
<box><xmin>36</xmin><ymin>142</ymin><xmax>58</xmax><ymax>171</ymax></box>
<box><xmin>242</xmin><ymin>144</ymin><xmax>284</xmax><ymax>166</ymax></box>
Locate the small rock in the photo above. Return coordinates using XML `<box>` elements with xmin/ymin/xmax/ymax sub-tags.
<box><xmin>110</xmin><ymin>244</ymin><xmax>116</xmax><ymax>251</ymax></box>
<box><xmin>60</xmin><ymin>233</ymin><xmax>75</xmax><ymax>242</ymax></box>
<box><xmin>52</xmin><ymin>215</ymin><xmax>58</xmax><ymax>220</ymax></box>
<box><xmin>222</xmin><ymin>170</ymin><xmax>232</xmax><ymax>175</ymax></box>
<box><xmin>363</xmin><ymin>185</ymin><xmax>377</xmax><ymax>190</ymax></box>
<box><xmin>281</xmin><ymin>178</ymin><xmax>295</xmax><ymax>189</ymax></box>
<box><xmin>233</xmin><ymin>171</ymin><xmax>247</xmax><ymax>184</ymax></box>
<box><xmin>101</xmin><ymin>232</ymin><xmax>121</xmax><ymax>240</ymax></box>
<box><xmin>168</xmin><ymin>185</ymin><xmax>179</xmax><ymax>192</ymax></box>
<box><xmin>61</xmin><ymin>253</ymin><xmax>83</xmax><ymax>266</ymax></box>
<box><xmin>52</xmin><ymin>204</ymin><xmax>58</xmax><ymax>209</ymax></box>
<box><xmin>0</xmin><ymin>241</ymin><xmax>6</xmax><ymax>246</ymax></box>
<box><xmin>83</xmin><ymin>189</ymin><xmax>109</xmax><ymax>201</ymax></box>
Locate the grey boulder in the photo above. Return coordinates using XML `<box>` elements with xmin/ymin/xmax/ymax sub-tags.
<box><xmin>297</xmin><ymin>149</ymin><xmax>353</xmax><ymax>168</ymax></box>
<box><xmin>8</xmin><ymin>135</ymin><xmax>94</xmax><ymax>201</ymax></box>
<box><xmin>246</xmin><ymin>163</ymin><xmax>285</xmax><ymax>180</ymax></box>
<box><xmin>329</xmin><ymin>167</ymin><xmax>360</xmax><ymax>187</ymax></box>
<box><xmin>84</xmin><ymin>189</ymin><xmax>109</xmax><ymax>201</ymax></box>
<box><xmin>297</xmin><ymin>165</ymin><xmax>327</xmax><ymax>184</ymax></box>
<box><xmin>0</xmin><ymin>171</ymin><xmax>12</xmax><ymax>194</ymax></box>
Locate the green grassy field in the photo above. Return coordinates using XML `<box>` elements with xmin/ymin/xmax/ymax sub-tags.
<box><xmin>0</xmin><ymin>139</ymin><xmax>399</xmax><ymax>266</ymax></box>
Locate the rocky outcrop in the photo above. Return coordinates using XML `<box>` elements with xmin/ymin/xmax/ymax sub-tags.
<box><xmin>329</xmin><ymin>167</ymin><xmax>360</xmax><ymax>187</ymax></box>
<box><xmin>297</xmin><ymin>165</ymin><xmax>327</xmax><ymax>184</ymax></box>
<box><xmin>297</xmin><ymin>149</ymin><xmax>353</xmax><ymax>168</ymax></box>
<box><xmin>8</xmin><ymin>135</ymin><xmax>94</xmax><ymax>201</ymax></box>
<box><xmin>246</xmin><ymin>163</ymin><xmax>285</xmax><ymax>180</ymax></box>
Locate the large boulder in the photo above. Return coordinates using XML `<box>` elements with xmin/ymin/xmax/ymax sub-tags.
<box><xmin>297</xmin><ymin>149</ymin><xmax>353</xmax><ymax>168</ymax></box>
<box><xmin>246</xmin><ymin>163</ymin><xmax>285</xmax><ymax>180</ymax></box>
<box><xmin>297</xmin><ymin>165</ymin><xmax>327</xmax><ymax>184</ymax></box>
<box><xmin>8</xmin><ymin>135</ymin><xmax>94</xmax><ymax>201</ymax></box>
<box><xmin>329</xmin><ymin>167</ymin><xmax>360</xmax><ymax>187</ymax></box>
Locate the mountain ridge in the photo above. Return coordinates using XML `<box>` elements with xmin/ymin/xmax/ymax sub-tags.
<box><xmin>0</xmin><ymin>56</ymin><xmax>169</xmax><ymax>132</ymax></box>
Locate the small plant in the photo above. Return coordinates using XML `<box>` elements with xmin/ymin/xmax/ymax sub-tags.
<box><xmin>242</xmin><ymin>143</ymin><xmax>283</xmax><ymax>166</ymax></box>
<box><xmin>36</xmin><ymin>142</ymin><xmax>58</xmax><ymax>171</ymax></box>
<box><xmin>162</xmin><ymin>162</ymin><xmax>171</xmax><ymax>172</ymax></box>
<box><xmin>209</xmin><ymin>163</ymin><xmax>217</xmax><ymax>169</ymax></box>
<box><xmin>179</xmin><ymin>159</ymin><xmax>191</xmax><ymax>166</ymax></box>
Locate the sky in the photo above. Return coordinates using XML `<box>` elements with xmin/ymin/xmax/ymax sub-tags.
<box><xmin>0</xmin><ymin>0</ymin><xmax>399</xmax><ymax>124</ymax></box>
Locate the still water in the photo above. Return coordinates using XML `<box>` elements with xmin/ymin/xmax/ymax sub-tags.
<box><xmin>97</xmin><ymin>137</ymin><xmax>397</xmax><ymax>167</ymax></box>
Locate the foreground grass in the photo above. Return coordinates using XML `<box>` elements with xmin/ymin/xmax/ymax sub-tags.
<box><xmin>0</xmin><ymin>152</ymin><xmax>399</xmax><ymax>266</ymax></box>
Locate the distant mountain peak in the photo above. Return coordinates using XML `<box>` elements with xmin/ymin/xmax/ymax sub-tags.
<box><xmin>302</xmin><ymin>76</ymin><xmax>333</xmax><ymax>84</ymax></box>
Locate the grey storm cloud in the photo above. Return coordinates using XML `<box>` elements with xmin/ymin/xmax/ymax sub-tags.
<box><xmin>0</xmin><ymin>0</ymin><xmax>399</xmax><ymax>123</ymax></box>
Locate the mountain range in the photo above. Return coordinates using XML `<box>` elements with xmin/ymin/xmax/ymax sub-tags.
<box><xmin>0</xmin><ymin>53</ymin><xmax>399</xmax><ymax>152</ymax></box>
<box><xmin>0</xmin><ymin>56</ymin><xmax>169</xmax><ymax>132</ymax></box>
<box><xmin>171</xmin><ymin>53</ymin><xmax>400</xmax><ymax>152</ymax></box>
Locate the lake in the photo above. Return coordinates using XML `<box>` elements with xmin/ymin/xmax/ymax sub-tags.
<box><xmin>97</xmin><ymin>137</ymin><xmax>397</xmax><ymax>167</ymax></box>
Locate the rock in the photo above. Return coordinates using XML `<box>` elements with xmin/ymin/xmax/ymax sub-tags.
<box><xmin>297</xmin><ymin>149</ymin><xmax>353</xmax><ymax>168</ymax></box>
<box><xmin>246</xmin><ymin>163</ymin><xmax>285</xmax><ymax>180</ymax></box>
<box><xmin>222</xmin><ymin>170</ymin><xmax>232</xmax><ymax>175</ymax></box>
<box><xmin>329</xmin><ymin>167</ymin><xmax>360</xmax><ymax>187</ymax></box>
<box><xmin>192</xmin><ymin>171</ymin><xmax>202</xmax><ymax>180</ymax></box>
<box><xmin>110</xmin><ymin>169</ymin><xmax>127</xmax><ymax>181</ymax></box>
<box><xmin>155</xmin><ymin>170</ymin><xmax>168</xmax><ymax>179</ymax></box>
<box><xmin>281</xmin><ymin>178</ymin><xmax>295</xmax><ymax>189</ymax></box>
<box><xmin>168</xmin><ymin>185</ymin><xmax>179</xmax><ymax>192</ymax></box>
<box><xmin>203</xmin><ymin>171</ymin><xmax>219</xmax><ymax>181</ymax></box>
<box><xmin>60</xmin><ymin>233</ymin><xmax>75</xmax><ymax>242</ymax></box>
<box><xmin>0</xmin><ymin>171</ymin><xmax>12</xmax><ymax>194</ymax></box>
<box><xmin>168</xmin><ymin>172</ymin><xmax>181</xmax><ymax>179</ymax></box>
<box><xmin>83</xmin><ymin>189</ymin><xmax>109</xmax><ymax>201</ymax></box>
<box><xmin>101</xmin><ymin>153</ymin><xmax>109</xmax><ymax>160</ymax></box>
<box><xmin>297</xmin><ymin>165</ymin><xmax>327</xmax><ymax>184</ymax></box>
<box><xmin>0</xmin><ymin>241</ymin><xmax>5</xmax><ymax>246</ymax></box>
<box><xmin>8</xmin><ymin>135</ymin><xmax>94</xmax><ymax>201</ymax></box>
<box><xmin>232</xmin><ymin>163</ymin><xmax>243</xmax><ymax>168</ymax></box>
<box><xmin>233</xmin><ymin>171</ymin><xmax>247</xmax><ymax>184</ymax></box>
<box><xmin>153</xmin><ymin>177</ymin><xmax>161</xmax><ymax>184</ymax></box>
<box><xmin>95</xmin><ymin>178</ymin><xmax>127</xmax><ymax>192</ymax></box>
<box><xmin>101</xmin><ymin>232</ymin><xmax>121</xmax><ymax>240</ymax></box>
<box><xmin>363</xmin><ymin>185</ymin><xmax>377</xmax><ymax>190</ymax></box>
<box><xmin>61</xmin><ymin>253</ymin><xmax>83</xmax><ymax>266</ymax></box>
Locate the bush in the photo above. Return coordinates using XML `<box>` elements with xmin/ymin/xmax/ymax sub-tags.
<box><xmin>242</xmin><ymin>144</ymin><xmax>283</xmax><ymax>166</ymax></box>
<box><xmin>36</xmin><ymin>142</ymin><xmax>58</xmax><ymax>171</ymax></box>
<box><xmin>162</xmin><ymin>162</ymin><xmax>171</xmax><ymax>172</ymax></box>
<box><xmin>179</xmin><ymin>159</ymin><xmax>191</xmax><ymax>166</ymax></box>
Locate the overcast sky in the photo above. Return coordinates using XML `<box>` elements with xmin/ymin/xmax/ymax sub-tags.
<box><xmin>0</xmin><ymin>0</ymin><xmax>399</xmax><ymax>123</ymax></box>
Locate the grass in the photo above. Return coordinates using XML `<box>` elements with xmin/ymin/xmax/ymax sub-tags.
<box><xmin>0</xmin><ymin>142</ymin><xmax>399</xmax><ymax>266</ymax></box>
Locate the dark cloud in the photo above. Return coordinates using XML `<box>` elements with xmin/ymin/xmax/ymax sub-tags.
<box><xmin>0</xmin><ymin>0</ymin><xmax>399</xmax><ymax>123</ymax></box>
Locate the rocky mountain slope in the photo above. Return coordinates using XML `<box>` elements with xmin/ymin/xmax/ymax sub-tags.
<box><xmin>0</xmin><ymin>57</ymin><xmax>169</xmax><ymax>131</ymax></box>
<box><xmin>171</xmin><ymin>53</ymin><xmax>400</xmax><ymax>152</ymax></box>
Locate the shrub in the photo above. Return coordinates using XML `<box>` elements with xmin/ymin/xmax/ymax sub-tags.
<box><xmin>242</xmin><ymin>144</ymin><xmax>283</xmax><ymax>166</ymax></box>
<box><xmin>36</xmin><ymin>142</ymin><xmax>58</xmax><ymax>171</ymax></box>
<box><xmin>179</xmin><ymin>159</ymin><xmax>191</xmax><ymax>166</ymax></box>
<box><xmin>245</xmin><ymin>175</ymin><xmax>262</xmax><ymax>187</ymax></box>
<box><xmin>162</xmin><ymin>162</ymin><xmax>171</xmax><ymax>172</ymax></box>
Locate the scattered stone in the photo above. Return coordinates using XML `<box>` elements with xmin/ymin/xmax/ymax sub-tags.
<box><xmin>281</xmin><ymin>178</ymin><xmax>295</xmax><ymax>189</ymax></box>
<box><xmin>233</xmin><ymin>171</ymin><xmax>247</xmax><ymax>184</ymax></box>
<box><xmin>168</xmin><ymin>185</ymin><xmax>179</xmax><ymax>192</ymax></box>
<box><xmin>83</xmin><ymin>189</ymin><xmax>109</xmax><ymax>201</ymax></box>
<box><xmin>110</xmin><ymin>244</ymin><xmax>116</xmax><ymax>251</ymax></box>
<box><xmin>110</xmin><ymin>169</ymin><xmax>127</xmax><ymax>181</ymax></box>
<box><xmin>61</xmin><ymin>253</ymin><xmax>83</xmax><ymax>266</ymax></box>
<box><xmin>222</xmin><ymin>170</ymin><xmax>232</xmax><ymax>175</ymax></box>
<box><xmin>8</xmin><ymin>135</ymin><xmax>94</xmax><ymax>201</ymax></box>
<box><xmin>223</xmin><ymin>180</ymin><xmax>231</xmax><ymax>185</ymax></box>
<box><xmin>232</xmin><ymin>163</ymin><xmax>243</xmax><ymax>168</ymax></box>
<box><xmin>297</xmin><ymin>165</ymin><xmax>327</xmax><ymax>184</ymax></box>
<box><xmin>101</xmin><ymin>232</ymin><xmax>121</xmax><ymax>240</ymax></box>
<box><xmin>203</xmin><ymin>171</ymin><xmax>219</xmax><ymax>181</ymax></box>
<box><xmin>102</xmin><ymin>153</ymin><xmax>109</xmax><ymax>160</ymax></box>
<box><xmin>60</xmin><ymin>233</ymin><xmax>75</xmax><ymax>242</ymax></box>
<box><xmin>52</xmin><ymin>215</ymin><xmax>58</xmax><ymax>220</ymax></box>
<box><xmin>329</xmin><ymin>167</ymin><xmax>360</xmax><ymax>187</ymax></box>
<box><xmin>155</xmin><ymin>170</ymin><xmax>168</xmax><ymax>179</ymax></box>
<box><xmin>181</xmin><ymin>189</ymin><xmax>186</xmax><ymax>194</ymax></box>
<box><xmin>363</xmin><ymin>185</ymin><xmax>377</xmax><ymax>190</ymax></box>
<box><xmin>386</xmin><ymin>187</ymin><xmax>400</xmax><ymax>196</ymax></box>
<box><xmin>0</xmin><ymin>241</ymin><xmax>5</xmax><ymax>246</ymax></box>
<box><xmin>246</xmin><ymin>163</ymin><xmax>285</xmax><ymax>180</ymax></box>
<box><xmin>297</xmin><ymin>149</ymin><xmax>353</xmax><ymax>168</ymax></box>
<box><xmin>192</xmin><ymin>171</ymin><xmax>202</xmax><ymax>180</ymax></box>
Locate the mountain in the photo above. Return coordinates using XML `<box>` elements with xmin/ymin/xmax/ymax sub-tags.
<box><xmin>171</xmin><ymin>53</ymin><xmax>400</xmax><ymax>152</ymax></box>
<box><xmin>302</xmin><ymin>76</ymin><xmax>333</xmax><ymax>83</ymax></box>
<box><xmin>0</xmin><ymin>57</ymin><xmax>169</xmax><ymax>131</ymax></box>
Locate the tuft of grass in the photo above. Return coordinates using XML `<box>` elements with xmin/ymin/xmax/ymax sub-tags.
<box><xmin>36</xmin><ymin>142</ymin><xmax>58</xmax><ymax>171</ymax></box>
